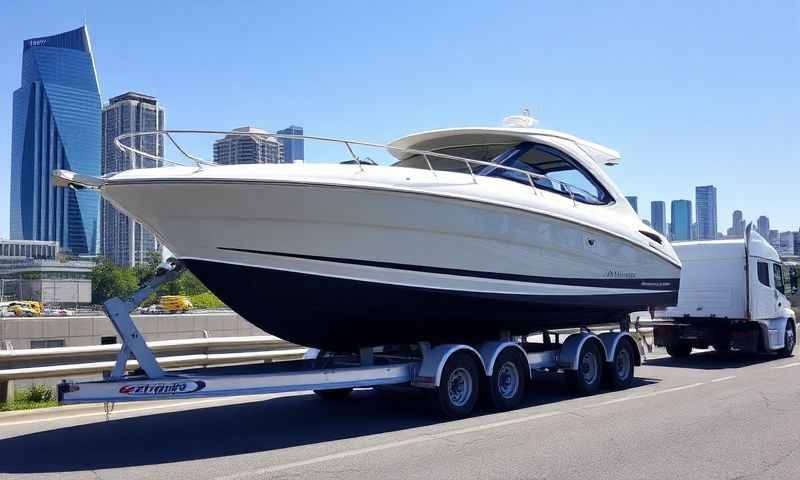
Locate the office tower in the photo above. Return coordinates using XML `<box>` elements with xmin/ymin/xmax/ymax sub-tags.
<box><xmin>670</xmin><ymin>200</ymin><xmax>692</xmax><ymax>241</ymax></box>
<box><xmin>277</xmin><ymin>125</ymin><xmax>304</xmax><ymax>163</ymax></box>
<box><xmin>650</xmin><ymin>201</ymin><xmax>666</xmax><ymax>235</ymax></box>
<box><xmin>213</xmin><ymin>127</ymin><xmax>284</xmax><ymax>165</ymax></box>
<box><xmin>101</xmin><ymin>92</ymin><xmax>164</xmax><ymax>266</ymax></box>
<box><xmin>9</xmin><ymin>26</ymin><xmax>102</xmax><ymax>254</ymax></box>
<box><xmin>778</xmin><ymin>231</ymin><xmax>796</xmax><ymax>256</ymax></box>
<box><xmin>731</xmin><ymin>210</ymin><xmax>744</xmax><ymax>238</ymax></box>
<box><xmin>768</xmin><ymin>230</ymin><xmax>779</xmax><ymax>250</ymax></box>
<box><xmin>695</xmin><ymin>185</ymin><xmax>717</xmax><ymax>240</ymax></box>
<box><xmin>757</xmin><ymin>216</ymin><xmax>770</xmax><ymax>238</ymax></box>
<box><xmin>625</xmin><ymin>196</ymin><xmax>638</xmax><ymax>214</ymax></box>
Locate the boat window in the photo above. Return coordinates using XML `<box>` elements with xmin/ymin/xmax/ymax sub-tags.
<box><xmin>392</xmin><ymin>144</ymin><xmax>514</xmax><ymax>173</ymax></box>
<box><xmin>757</xmin><ymin>261</ymin><xmax>771</xmax><ymax>287</ymax></box>
<box><xmin>773</xmin><ymin>263</ymin><xmax>784</xmax><ymax>294</ymax></box>
<box><xmin>480</xmin><ymin>143</ymin><xmax>611</xmax><ymax>205</ymax></box>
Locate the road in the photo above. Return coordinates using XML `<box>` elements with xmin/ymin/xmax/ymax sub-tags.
<box><xmin>1</xmin><ymin>347</ymin><xmax>799</xmax><ymax>480</ymax></box>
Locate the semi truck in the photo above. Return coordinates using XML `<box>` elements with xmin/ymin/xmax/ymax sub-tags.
<box><xmin>654</xmin><ymin>226</ymin><xmax>796</xmax><ymax>357</ymax></box>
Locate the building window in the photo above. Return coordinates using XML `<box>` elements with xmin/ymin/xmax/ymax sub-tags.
<box><xmin>757</xmin><ymin>262</ymin><xmax>771</xmax><ymax>287</ymax></box>
<box><xmin>101</xmin><ymin>336</ymin><xmax>118</xmax><ymax>345</ymax></box>
<box><xmin>30</xmin><ymin>339</ymin><xmax>66</xmax><ymax>349</ymax></box>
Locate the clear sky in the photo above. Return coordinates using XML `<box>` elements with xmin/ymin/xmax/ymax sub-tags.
<box><xmin>1</xmin><ymin>0</ymin><xmax>798</xmax><ymax>238</ymax></box>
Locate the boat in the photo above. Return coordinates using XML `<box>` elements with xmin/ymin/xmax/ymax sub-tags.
<box><xmin>53</xmin><ymin>116</ymin><xmax>681</xmax><ymax>351</ymax></box>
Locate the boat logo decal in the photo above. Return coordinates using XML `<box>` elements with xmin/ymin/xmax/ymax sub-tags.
<box><xmin>119</xmin><ymin>380</ymin><xmax>206</xmax><ymax>396</ymax></box>
<box><xmin>605</xmin><ymin>270</ymin><xmax>636</xmax><ymax>279</ymax></box>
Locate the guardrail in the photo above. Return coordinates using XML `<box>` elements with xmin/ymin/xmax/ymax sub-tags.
<box><xmin>0</xmin><ymin>336</ymin><xmax>305</xmax><ymax>403</ymax></box>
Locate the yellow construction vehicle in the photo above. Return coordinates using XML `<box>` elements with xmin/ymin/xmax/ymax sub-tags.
<box><xmin>159</xmin><ymin>295</ymin><xmax>193</xmax><ymax>313</ymax></box>
<box><xmin>8</xmin><ymin>300</ymin><xmax>43</xmax><ymax>317</ymax></box>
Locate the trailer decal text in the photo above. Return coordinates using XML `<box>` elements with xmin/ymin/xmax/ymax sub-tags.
<box><xmin>119</xmin><ymin>380</ymin><xmax>206</xmax><ymax>396</ymax></box>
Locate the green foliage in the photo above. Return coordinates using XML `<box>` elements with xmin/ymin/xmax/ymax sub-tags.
<box><xmin>92</xmin><ymin>251</ymin><xmax>217</xmax><ymax>306</ymax></box>
<box><xmin>91</xmin><ymin>258</ymin><xmax>139</xmax><ymax>304</ymax></box>
<box><xmin>0</xmin><ymin>385</ymin><xmax>58</xmax><ymax>412</ymax></box>
<box><xmin>189</xmin><ymin>291</ymin><xmax>226</xmax><ymax>309</ymax></box>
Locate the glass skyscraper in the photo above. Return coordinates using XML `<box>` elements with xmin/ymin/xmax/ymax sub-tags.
<box><xmin>101</xmin><ymin>92</ymin><xmax>164</xmax><ymax>266</ymax></box>
<box><xmin>9</xmin><ymin>26</ymin><xmax>101</xmax><ymax>255</ymax></box>
<box><xmin>670</xmin><ymin>200</ymin><xmax>693</xmax><ymax>241</ymax></box>
<box><xmin>277</xmin><ymin>125</ymin><xmax>304</xmax><ymax>163</ymax></box>
<box><xmin>624</xmin><ymin>196</ymin><xmax>638</xmax><ymax>214</ymax></box>
<box><xmin>695</xmin><ymin>185</ymin><xmax>717</xmax><ymax>240</ymax></box>
<box><xmin>650</xmin><ymin>201</ymin><xmax>666</xmax><ymax>236</ymax></box>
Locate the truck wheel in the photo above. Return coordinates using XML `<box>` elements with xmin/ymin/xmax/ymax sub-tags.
<box><xmin>605</xmin><ymin>340</ymin><xmax>635</xmax><ymax>389</ymax></box>
<box><xmin>314</xmin><ymin>388</ymin><xmax>353</xmax><ymax>400</ymax></box>
<box><xmin>666</xmin><ymin>343</ymin><xmax>692</xmax><ymax>358</ymax></box>
<box><xmin>433</xmin><ymin>352</ymin><xmax>480</xmax><ymax>418</ymax></box>
<box><xmin>566</xmin><ymin>341</ymin><xmax>603</xmax><ymax>395</ymax></box>
<box><xmin>487</xmin><ymin>349</ymin><xmax>528</xmax><ymax>411</ymax></box>
<box><xmin>780</xmin><ymin>322</ymin><xmax>795</xmax><ymax>357</ymax></box>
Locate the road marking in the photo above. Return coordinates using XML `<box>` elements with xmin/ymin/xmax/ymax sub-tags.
<box><xmin>0</xmin><ymin>395</ymin><xmax>272</xmax><ymax>428</ymax></box>
<box><xmin>773</xmin><ymin>362</ymin><xmax>800</xmax><ymax>369</ymax></box>
<box><xmin>711</xmin><ymin>375</ymin><xmax>736</xmax><ymax>383</ymax></box>
<box><xmin>214</xmin><ymin>410</ymin><xmax>564</xmax><ymax>479</ymax></box>
<box><xmin>587</xmin><ymin>382</ymin><xmax>705</xmax><ymax>407</ymax></box>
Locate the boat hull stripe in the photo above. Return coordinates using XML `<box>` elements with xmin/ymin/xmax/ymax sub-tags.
<box><xmin>217</xmin><ymin>246</ymin><xmax>678</xmax><ymax>291</ymax></box>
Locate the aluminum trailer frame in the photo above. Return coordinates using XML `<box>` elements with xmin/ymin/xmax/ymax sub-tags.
<box><xmin>58</xmin><ymin>260</ymin><xmax>643</xmax><ymax>417</ymax></box>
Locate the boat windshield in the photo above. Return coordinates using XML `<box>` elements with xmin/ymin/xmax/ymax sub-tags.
<box><xmin>479</xmin><ymin>143</ymin><xmax>611</xmax><ymax>205</ymax></box>
<box><xmin>394</xmin><ymin>141</ymin><xmax>610</xmax><ymax>205</ymax></box>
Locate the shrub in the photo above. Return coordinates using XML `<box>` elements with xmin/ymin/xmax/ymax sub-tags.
<box><xmin>189</xmin><ymin>292</ymin><xmax>226</xmax><ymax>309</ymax></box>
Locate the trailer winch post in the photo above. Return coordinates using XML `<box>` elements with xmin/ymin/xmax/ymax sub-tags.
<box><xmin>104</xmin><ymin>259</ymin><xmax>185</xmax><ymax>380</ymax></box>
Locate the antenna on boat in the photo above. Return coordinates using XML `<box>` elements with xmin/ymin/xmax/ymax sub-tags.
<box><xmin>503</xmin><ymin>109</ymin><xmax>538</xmax><ymax>128</ymax></box>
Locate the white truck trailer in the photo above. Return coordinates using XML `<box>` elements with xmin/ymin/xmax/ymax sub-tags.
<box><xmin>654</xmin><ymin>226</ymin><xmax>796</xmax><ymax>357</ymax></box>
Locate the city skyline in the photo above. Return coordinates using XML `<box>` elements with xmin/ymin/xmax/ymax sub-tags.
<box><xmin>0</xmin><ymin>3</ymin><xmax>798</xmax><ymax>239</ymax></box>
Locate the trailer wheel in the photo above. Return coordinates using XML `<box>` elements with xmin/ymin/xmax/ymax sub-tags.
<box><xmin>487</xmin><ymin>349</ymin><xmax>528</xmax><ymax>411</ymax></box>
<box><xmin>605</xmin><ymin>339</ymin><xmax>635</xmax><ymax>389</ymax></box>
<box><xmin>780</xmin><ymin>321</ymin><xmax>795</xmax><ymax>357</ymax></box>
<box><xmin>666</xmin><ymin>343</ymin><xmax>692</xmax><ymax>358</ymax></box>
<box><xmin>566</xmin><ymin>341</ymin><xmax>603</xmax><ymax>395</ymax></box>
<box><xmin>314</xmin><ymin>388</ymin><xmax>353</xmax><ymax>400</ymax></box>
<box><xmin>433</xmin><ymin>352</ymin><xmax>480</xmax><ymax>418</ymax></box>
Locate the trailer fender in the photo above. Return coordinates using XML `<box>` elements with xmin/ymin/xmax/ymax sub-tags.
<box><xmin>411</xmin><ymin>344</ymin><xmax>485</xmax><ymax>388</ymax></box>
<box><xmin>558</xmin><ymin>333</ymin><xmax>607</xmax><ymax>370</ymax></box>
<box><xmin>303</xmin><ymin>348</ymin><xmax>320</xmax><ymax>360</ymax></box>
<box><xmin>477</xmin><ymin>341</ymin><xmax>531</xmax><ymax>379</ymax></box>
<box><xmin>597</xmin><ymin>332</ymin><xmax>642</xmax><ymax>366</ymax></box>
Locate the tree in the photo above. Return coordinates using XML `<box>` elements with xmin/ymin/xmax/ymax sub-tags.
<box><xmin>91</xmin><ymin>259</ymin><xmax>139</xmax><ymax>304</ymax></box>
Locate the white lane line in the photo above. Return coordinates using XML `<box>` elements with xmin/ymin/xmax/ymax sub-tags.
<box><xmin>711</xmin><ymin>375</ymin><xmax>736</xmax><ymax>383</ymax></box>
<box><xmin>214</xmin><ymin>410</ymin><xmax>564</xmax><ymax>479</ymax></box>
<box><xmin>773</xmin><ymin>362</ymin><xmax>800</xmax><ymax>369</ymax></box>
<box><xmin>0</xmin><ymin>395</ymin><xmax>270</xmax><ymax>428</ymax></box>
<box><xmin>587</xmin><ymin>382</ymin><xmax>705</xmax><ymax>407</ymax></box>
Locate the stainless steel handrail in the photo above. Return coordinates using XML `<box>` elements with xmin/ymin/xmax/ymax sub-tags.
<box><xmin>114</xmin><ymin>130</ymin><xmax>602</xmax><ymax>204</ymax></box>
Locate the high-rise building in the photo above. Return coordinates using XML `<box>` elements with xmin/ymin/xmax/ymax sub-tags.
<box><xmin>213</xmin><ymin>127</ymin><xmax>284</xmax><ymax>165</ymax></box>
<box><xmin>9</xmin><ymin>26</ymin><xmax>102</xmax><ymax>255</ymax></box>
<box><xmin>625</xmin><ymin>196</ymin><xmax>638</xmax><ymax>214</ymax></box>
<box><xmin>731</xmin><ymin>210</ymin><xmax>745</xmax><ymax>238</ymax></box>
<box><xmin>778</xmin><ymin>231</ymin><xmax>796</xmax><ymax>256</ymax></box>
<box><xmin>277</xmin><ymin>125</ymin><xmax>304</xmax><ymax>163</ymax></box>
<box><xmin>650</xmin><ymin>201</ymin><xmax>666</xmax><ymax>235</ymax></box>
<box><xmin>695</xmin><ymin>185</ymin><xmax>717</xmax><ymax>240</ymax></box>
<box><xmin>100</xmin><ymin>92</ymin><xmax>164</xmax><ymax>266</ymax></box>
<box><xmin>768</xmin><ymin>229</ymin><xmax>779</xmax><ymax>250</ymax></box>
<box><xmin>670</xmin><ymin>200</ymin><xmax>692</xmax><ymax>241</ymax></box>
<box><xmin>757</xmin><ymin>216</ymin><xmax>770</xmax><ymax>238</ymax></box>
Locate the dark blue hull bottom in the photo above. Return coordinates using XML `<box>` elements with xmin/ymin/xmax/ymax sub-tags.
<box><xmin>183</xmin><ymin>259</ymin><xmax>678</xmax><ymax>351</ymax></box>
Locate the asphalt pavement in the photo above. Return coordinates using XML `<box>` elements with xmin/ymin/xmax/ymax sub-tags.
<box><xmin>1</xmin><ymin>347</ymin><xmax>799</xmax><ymax>480</ymax></box>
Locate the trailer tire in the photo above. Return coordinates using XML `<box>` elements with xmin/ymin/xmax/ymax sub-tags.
<box><xmin>432</xmin><ymin>352</ymin><xmax>480</xmax><ymax>418</ymax></box>
<box><xmin>666</xmin><ymin>343</ymin><xmax>692</xmax><ymax>358</ymax></box>
<box><xmin>566</xmin><ymin>341</ymin><xmax>603</xmax><ymax>395</ymax></box>
<box><xmin>780</xmin><ymin>321</ymin><xmax>795</xmax><ymax>357</ymax></box>
<box><xmin>486</xmin><ymin>349</ymin><xmax>528</xmax><ymax>411</ymax></box>
<box><xmin>605</xmin><ymin>339</ymin><xmax>635</xmax><ymax>389</ymax></box>
<box><xmin>314</xmin><ymin>388</ymin><xmax>353</xmax><ymax>400</ymax></box>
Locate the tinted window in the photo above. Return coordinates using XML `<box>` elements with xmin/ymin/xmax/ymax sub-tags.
<box><xmin>773</xmin><ymin>264</ymin><xmax>784</xmax><ymax>294</ymax></box>
<box><xmin>393</xmin><ymin>144</ymin><xmax>514</xmax><ymax>173</ymax></box>
<box><xmin>480</xmin><ymin>143</ymin><xmax>610</xmax><ymax>204</ymax></box>
<box><xmin>757</xmin><ymin>262</ymin><xmax>771</xmax><ymax>287</ymax></box>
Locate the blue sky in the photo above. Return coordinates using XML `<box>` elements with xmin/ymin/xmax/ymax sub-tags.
<box><xmin>1</xmin><ymin>0</ymin><xmax>798</xmax><ymax>237</ymax></box>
